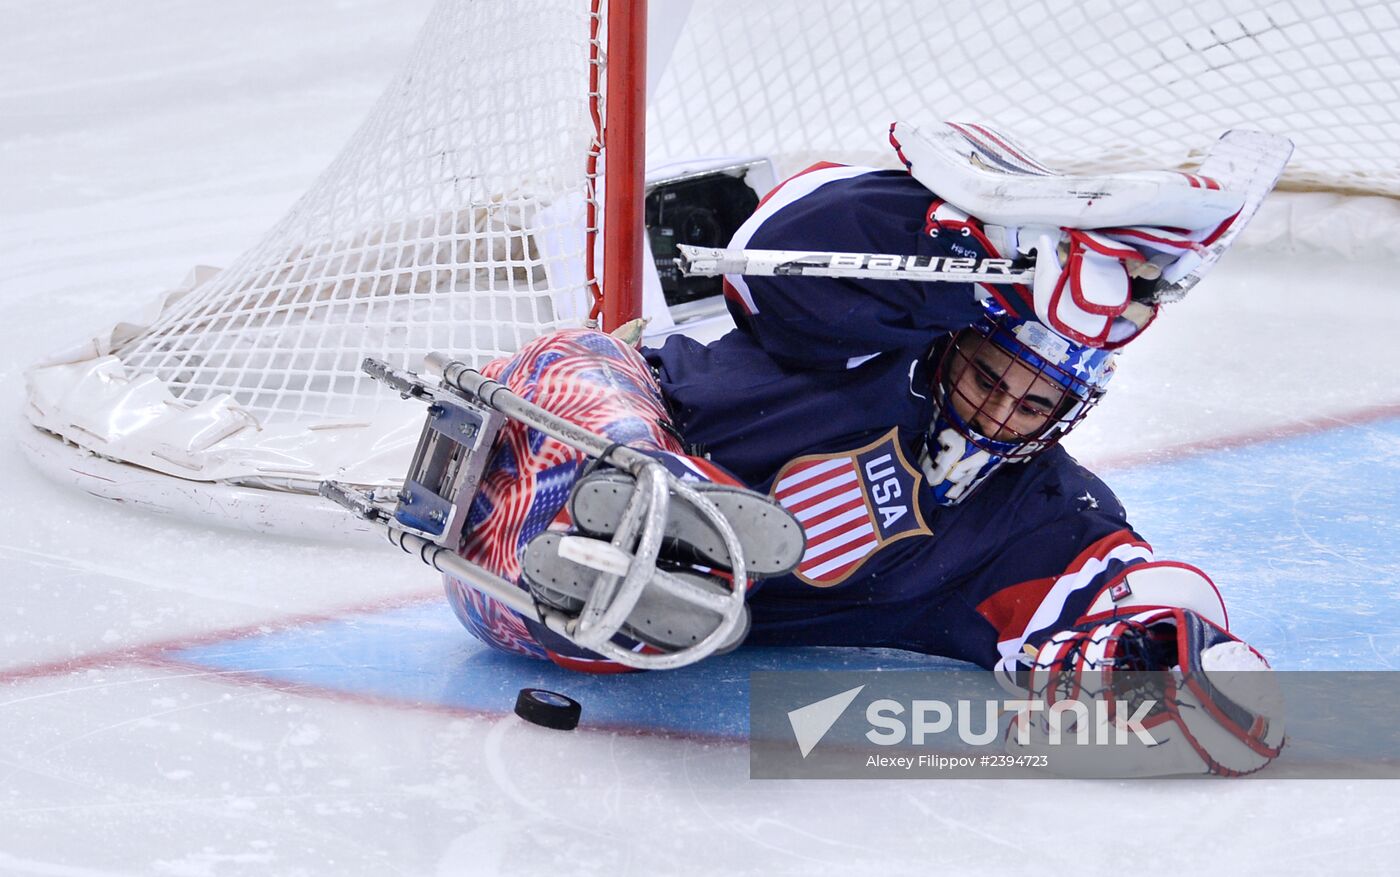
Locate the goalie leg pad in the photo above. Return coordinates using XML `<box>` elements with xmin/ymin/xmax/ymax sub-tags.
<box><xmin>568</xmin><ymin>466</ymin><xmax>805</xmax><ymax>577</ymax></box>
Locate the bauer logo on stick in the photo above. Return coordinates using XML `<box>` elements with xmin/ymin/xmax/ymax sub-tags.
<box><xmin>811</xmin><ymin>253</ymin><xmax>1018</xmax><ymax>275</ymax></box>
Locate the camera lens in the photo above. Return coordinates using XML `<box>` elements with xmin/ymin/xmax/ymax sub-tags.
<box><xmin>678</xmin><ymin>207</ymin><xmax>723</xmax><ymax>248</ymax></box>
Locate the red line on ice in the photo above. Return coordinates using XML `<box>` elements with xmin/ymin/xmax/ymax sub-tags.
<box><xmin>0</xmin><ymin>589</ymin><xmax>442</xmax><ymax>685</ymax></box>
<box><xmin>1086</xmin><ymin>400</ymin><xmax>1400</xmax><ymax>472</ymax></box>
<box><xmin>149</xmin><ymin>653</ymin><xmax>748</xmax><ymax>744</ymax></box>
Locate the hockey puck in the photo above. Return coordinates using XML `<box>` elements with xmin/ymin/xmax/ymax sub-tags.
<box><xmin>514</xmin><ymin>688</ymin><xmax>582</xmax><ymax>730</ymax></box>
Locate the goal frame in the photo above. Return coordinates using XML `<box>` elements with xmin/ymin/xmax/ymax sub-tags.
<box><xmin>599</xmin><ymin>0</ymin><xmax>647</xmax><ymax>331</ymax></box>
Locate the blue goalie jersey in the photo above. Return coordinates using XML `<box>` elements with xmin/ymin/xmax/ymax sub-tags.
<box><xmin>644</xmin><ymin>163</ymin><xmax>1210</xmax><ymax>670</ymax></box>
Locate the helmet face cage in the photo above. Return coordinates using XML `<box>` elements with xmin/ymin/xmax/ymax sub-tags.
<box><xmin>934</xmin><ymin>310</ymin><xmax>1114</xmax><ymax>461</ymax></box>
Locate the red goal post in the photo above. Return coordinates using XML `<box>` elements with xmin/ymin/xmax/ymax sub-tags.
<box><xmin>600</xmin><ymin>0</ymin><xmax>648</xmax><ymax>332</ymax></box>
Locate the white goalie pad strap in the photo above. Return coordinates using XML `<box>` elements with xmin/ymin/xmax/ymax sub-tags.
<box><xmin>1083</xmin><ymin>561</ymin><xmax>1228</xmax><ymax>630</ymax></box>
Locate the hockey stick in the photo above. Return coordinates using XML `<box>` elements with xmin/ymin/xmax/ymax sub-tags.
<box><xmin>677</xmin><ymin>244</ymin><xmax>1034</xmax><ymax>285</ymax></box>
<box><xmin>677</xmin><ymin>243</ymin><xmax>1157</xmax><ymax>327</ymax></box>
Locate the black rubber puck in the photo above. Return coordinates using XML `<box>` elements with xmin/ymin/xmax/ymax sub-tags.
<box><xmin>514</xmin><ymin>688</ymin><xmax>581</xmax><ymax>730</ymax></box>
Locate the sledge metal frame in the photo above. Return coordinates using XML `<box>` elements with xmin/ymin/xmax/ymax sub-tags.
<box><xmin>320</xmin><ymin>352</ymin><xmax>749</xmax><ymax>671</ymax></box>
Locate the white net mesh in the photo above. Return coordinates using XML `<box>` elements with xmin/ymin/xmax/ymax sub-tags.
<box><xmin>23</xmin><ymin>0</ymin><xmax>1400</xmax><ymax>530</ymax></box>
<box><xmin>110</xmin><ymin>0</ymin><xmax>600</xmax><ymax>426</ymax></box>
<box><xmin>650</xmin><ymin>0</ymin><xmax>1400</xmax><ymax>196</ymax></box>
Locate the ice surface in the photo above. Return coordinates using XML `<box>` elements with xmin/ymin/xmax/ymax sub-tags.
<box><xmin>3</xmin><ymin>2</ymin><xmax>1399</xmax><ymax>874</ymax></box>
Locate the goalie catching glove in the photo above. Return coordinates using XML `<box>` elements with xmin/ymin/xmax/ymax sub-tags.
<box><xmin>1003</xmin><ymin>607</ymin><xmax>1285</xmax><ymax>777</ymax></box>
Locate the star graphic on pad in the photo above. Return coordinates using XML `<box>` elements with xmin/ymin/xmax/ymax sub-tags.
<box><xmin>1038</xmin><ymin>482</ymin><xmax>1062</xmax><ymax>500</ymax></box>
<box><xmin>1078</xmin><ymin>491</ymin><xmax>1099</xmax><ymax>510</ymax></box>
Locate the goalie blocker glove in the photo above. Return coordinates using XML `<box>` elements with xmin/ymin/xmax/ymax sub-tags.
<box><xmin>991</xmin><ymin>223</ymin><xmax>1235</xmax><ymax>348</ymax></box>
<box><xmin>1003</xmin><ymin>607</ymin><xmax>1285</xmax><ymax>777</ymax></box>
<box><xmin>890</xmin><ymin>121</ymin><xmax>1252</xmax><ymax>349</ymax></box>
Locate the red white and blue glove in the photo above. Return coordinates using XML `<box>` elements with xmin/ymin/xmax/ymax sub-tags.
<box><xmin>1004</xmin><ymin>607</ymin><xmax>1285</xmax><ymax>777</ymax></box>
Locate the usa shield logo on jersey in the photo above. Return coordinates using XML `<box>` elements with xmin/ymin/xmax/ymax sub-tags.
<box><xmin>770</xmin><ymin>429</ymin><xmax>931</xmax><ymax>587</ymax></box>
